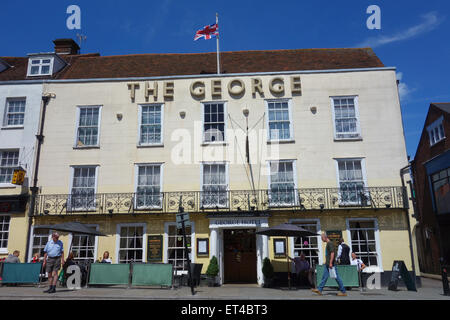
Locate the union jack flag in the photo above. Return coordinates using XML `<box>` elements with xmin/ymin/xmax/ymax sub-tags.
<box><xmin>194</xmin><ymin>23</ymin><xmax>219</xmax><ymax>41</ymax></box>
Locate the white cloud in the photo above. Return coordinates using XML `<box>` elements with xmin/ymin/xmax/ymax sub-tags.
<box><xmin>356</xmin><ymin>11</ymin><xmax>444</xmax><ymax>48</ymax></box>
<box><xmin>396</xmin><ymin>72</ymin><xmax>414</xmax><ymax>101</ymax></box>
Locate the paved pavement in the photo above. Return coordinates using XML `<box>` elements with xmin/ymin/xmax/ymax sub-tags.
<box><xmin>0</xmin><ymin>277</ymin><xmax>449</xmax><ymax>300</ymax></box>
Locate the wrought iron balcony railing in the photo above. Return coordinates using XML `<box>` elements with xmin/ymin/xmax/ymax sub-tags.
<box><xmin>34</xmin><ymin>187</ymin><xmax>407</xmax><ymax>216</ymax></box>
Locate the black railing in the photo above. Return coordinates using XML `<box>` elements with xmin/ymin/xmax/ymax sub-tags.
<box><xmin>34</xmin><ymin>187</ymin><xmax>407</xmax><ymax>216</ymax></box>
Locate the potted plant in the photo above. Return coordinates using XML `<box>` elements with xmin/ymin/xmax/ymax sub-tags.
<box><xmin>262</xmin><ymin>257</ymin><xmax>275</xmax><ymax>288</ymax></box>
<box><xmin>206</xmin><ymin>256</ymin><xmax>219</xmax><ymax>287</ymax></box>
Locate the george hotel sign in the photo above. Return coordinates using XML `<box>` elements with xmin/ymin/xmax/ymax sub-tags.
<box><xmin>209</xmin><ymin>217</ymin><xmax>268</xmax><ymax>229</ymax></box>
<box><xmin>127</xmin><ymin>76</ymin><xmax>301</xmax><ymax>101</ymax></box>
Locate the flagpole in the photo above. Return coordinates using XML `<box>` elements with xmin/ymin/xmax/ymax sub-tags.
<box><xmin>216</xmin><ymin>12</ymin><xmax>220</xmax><ymax>74</ymax></box>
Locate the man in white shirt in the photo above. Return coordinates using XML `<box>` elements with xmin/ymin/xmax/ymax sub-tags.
<box><xmin>350</xmin><ymin>252</ymin><xmax>366</xmax><ymax>271</ymax></box>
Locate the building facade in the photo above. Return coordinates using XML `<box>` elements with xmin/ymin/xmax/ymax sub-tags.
<box><xmin>2</xmin><ymin>42</ymin><xmax>416</xmax><ymax>286</ymax></box>
<box><xmin>411</xmin><ymin>103</ymin><xmax>450</xmax><ymax>275</ymax></box>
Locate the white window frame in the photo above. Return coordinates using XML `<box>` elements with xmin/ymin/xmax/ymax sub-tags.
<box><xmin>163</xmin><ymin>221</ymin><xmax>196</xmax><ymax>275</ymax></box>
<box><xmin>3</xmin><ymin>97</ymin><xmax>26</xmax><ymax>128</ymax></box>
<box><xmin>68</xmin><ymin>165</ymin><xmax>99</xmax><ymax>211</ymax></box>
<box><xmin>202</xmin><ymin>101</ymin><xmax>227</xmax><ymax>144</ymax></box>
<box><xmin>115</xmin><ymin>223</ymin><xmax>147</xmax><ymax>264</ymax></box>
<box><xmin>68</xmin><ymin>224</ymin><xmax>99</xmax><ymax>263</ymax></box>
<box><xmin>138</xmin><ymin>104</ymin><xmax>164</xmax><ymax>146</ymax></box>
<box><xmin>267</xmin><ymin>159</ymin><xmax>298</xmax><ymax>207</ymax></box>
<box><xmin>134</xmin><ymin>163</ymin><xmax>164</xmax><ymax>209</ymax></box>
<box><xmin>27</xmin><ymin>226</ymin><xmax>52</xmax><ymax>262</ymax></box>
<box><xmin>331</xmin><ymin>96</ymin><xmax>362</xmax><ymax>140</ymax></box>
<box><xmin>0</xmin><ymin>214</ymin><xmax>11</xmax><ymax>254</ymax></box>
<box><xmin>334</xmin><ymin>158</ymin><xmax>368</xmax><ymax>206</ymax></box>
<box><xmin>27</xmin><ymin>57</ymin><xmax>54</xmax><ymax>76</ymax></box>
<box><xmin>346</xmin><ymin>218</ymin><xmax>383</xmax><ymax>272</ymax></box>
<box><xmin>427</xmin><ymin>116</ymin><xmax>445</xmax><ymax>146</ymax></box>
<box><xmin>288</xmin><ymin>218</ymin><xmax>323</xmax><ymax>266</ymax></box>
<box><xmin>0</xmin><ymin>149</ymin><xmax>20</xmax><ymax>186</ymax></box>
<box><xmin>265</xmin><ymin>99</ymin><xmax>294</xmax><ymax>142</ymax></box>
<box><xmin>74</xmin><ymin>106</ymin><xmax>102</xmax><ymax>148</ymax></box>
<box><xmin>200</xmin><ymin>162</ymin><xmax>229</xmax><ymax>208</ymax></box>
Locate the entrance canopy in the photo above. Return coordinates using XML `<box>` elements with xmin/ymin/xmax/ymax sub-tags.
<box><xmin>34</xmin><ymin>222</ymin><xmax>106</xmax><ymax>237</ymax></box>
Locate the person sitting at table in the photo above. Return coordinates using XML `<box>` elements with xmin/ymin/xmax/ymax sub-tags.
<box><xmin>5</xmin><ymin>250</ymin><xmax>20</xmax><ymax>263</ymax></box>
<box><xmin>288</xmin><ymin>253</ymin><xmax>314</xmax><ymax>288</ymax></box>
<box><xmin>100</xmin><ymin>251</ymin><xmax>112</xmax><ymax>263</ymax></box>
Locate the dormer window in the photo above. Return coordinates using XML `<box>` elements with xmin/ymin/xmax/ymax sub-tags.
<box><xmin>27</xmin><ymin>57</ymin><xmax>54</xmax><ymax>76</ymax></box>
<box><xmin>427</xmin><ymin>116</ymin><xmax>445</xmax><ymax>146</ymax></box>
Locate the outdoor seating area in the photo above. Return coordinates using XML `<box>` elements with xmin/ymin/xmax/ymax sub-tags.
<box><xmin>0</xmin><ymin>261</ymin><xmax>174</xmax><ymax>289</ymax></box>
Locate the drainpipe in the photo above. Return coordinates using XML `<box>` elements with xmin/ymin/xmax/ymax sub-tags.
<box><xmin>24</xmin><ymin>93</ymin><xmax>53</xmax><ymax>261</ymax></box>
<box><xmin>400</xmin><ymin>164</ymin><xmax>417</xmax><ymax>283</ymax></box>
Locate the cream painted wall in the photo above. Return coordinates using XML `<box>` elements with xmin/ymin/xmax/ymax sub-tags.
<box><xmin>38</xmin><ymin>69</ymin><xmax>407</xmax><ymax>195</ymax></box>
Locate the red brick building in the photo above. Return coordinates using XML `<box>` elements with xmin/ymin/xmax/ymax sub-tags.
<box><xmin>411</xmin><ymin>103</ymin><xmax>450</xmax><ymax>274</ymax></box>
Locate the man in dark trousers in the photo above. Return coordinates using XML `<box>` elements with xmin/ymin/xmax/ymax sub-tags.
<box><xmin>337</xmin><ymin>238</ymin><xmax>351</xmax><ymax>265</ymax></box>
<box><xmin>312</xmin><ymin>232</ymin><xmax>347</xmax><ymax>296</ymax></box>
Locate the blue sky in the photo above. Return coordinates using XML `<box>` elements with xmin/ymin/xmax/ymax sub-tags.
<box><xmin>1</xmin><ymin>0</ymin><xmax>449</xmax><ymax>158</ymax></box>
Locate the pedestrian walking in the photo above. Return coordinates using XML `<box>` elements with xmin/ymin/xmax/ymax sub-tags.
<box><xmin>42</xmin><ymin>232</ymin><xmax>65</xmax><ymax>294</ymax></box>
<box><xmin>312</xmin><ymin>232</ymin><xmax>347</xmax><ymax>296</ymax></box>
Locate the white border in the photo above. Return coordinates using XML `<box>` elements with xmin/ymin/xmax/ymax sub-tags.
<box><xmin>426</xmin><ymin>115</ymin><xmax>445</xmax><ymax>146</ymax></box>
<box><xmin>267</xmin><ymin>159</ymin><xmax>298</xmax><ymax>206</ymax></box>
<box><xmin>74</xmin><ymin>105</ymin><xmax>102</xmax><ymax>148</ymax></box>
<box><xmin>201</xmin><ymin>101</ymin><xmax>227</xmax><ymax>144</ymax></box>
<box><xmin>134</xmin><ymin>162</ymin><xmax>164</xmax><ymax>209</ymax></box>
<box><xmin>0</xmin><ymin>214</ymin><xmax>11</xmax><ymax>254</ymax></box>
<box><xmin>26</xmin><ymin>57</ymin><xmax>54</xmax><ymax>77</ymax></box>
<box><xmin>137</xmin><ymin>103</ymin><xmax>164</xmax><ymax>146</ymax></box>
<box><xmin>345</xmin><ymin>217</ymin><xmax>383</xmax><ymax>272</ymax></box>
<box><xmin>288</xmin><ymin>218</ymin><xmax>323</xmax><ymax>265</ymax></box>
<box><xmin>163</xmin><ymin>221</ymin><xmax>196</xmax><ymax>275</ymax></box>
<box><xmin>67</xmin><ymin>224</ymin><xmax>99</xmax><ymax>262</ymax></box>
<box><xmin>265</xmin><ymin>99</ymin><xmax>294</xmax><ymax>143</ymax></box>
<box><xmin>330</xmin><ymin>96</ymin><xmax>362</xmax><ymax>140</ymax></box>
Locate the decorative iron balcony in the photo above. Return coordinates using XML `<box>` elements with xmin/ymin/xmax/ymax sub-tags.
<box><xmin>34</xmin><ymin>187</ymin><xmax>407</xmax><ymax>216</ymax></box>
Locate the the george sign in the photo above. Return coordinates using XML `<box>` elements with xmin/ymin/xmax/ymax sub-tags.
<box><xmin>147</xmin><ymin>235</ymin><xmax>163</xmax><ymax>262</ymax></box>
<box><xmin>11</xmin><ymin>169</ymin><xmax>26</xmax><ymax>185</ymax></box>
<box><xmin>388</xmin><ymin>260</ymin><xmax>417</xmax><ymax>291</ymax></box>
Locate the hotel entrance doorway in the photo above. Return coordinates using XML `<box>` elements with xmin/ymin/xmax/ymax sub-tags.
<box><xmin>223</xmin><ymin>229</ymin><xmax>257</xmax><ymax>283</ymax></box>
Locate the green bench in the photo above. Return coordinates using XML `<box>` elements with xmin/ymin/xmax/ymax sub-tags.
<box><xmin>1</xmin><ymin>263</ymin><xmax>43</xmax><ymax>284</ymax></box>
<box><xmin>315</xmin><ymin>265</ymin><xmax>359</xmax><ymax>287</ymax></box>
<box><xmin>88</xmin><ymin>263</ymin><xmax>173</xmax><ymax>288</ymax></box>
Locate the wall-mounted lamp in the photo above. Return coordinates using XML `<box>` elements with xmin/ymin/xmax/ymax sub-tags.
<box><xmin>310</xmin><ymin>106</ymin><xmax>317</xmax><ymax>114</ymax></box>
<box><xmin>116</xmin><ymin>113</ymin><xmax>123</xmax><ymax>121</ymax></box>
<box><xmin>179</xmin><ymin>110</ymin><xmax>186</xmax><ymax>119</ymax></box>
<box><xmin>242</xmin><ymin>108</ymin><xmax>249</xmax><ymax>117</ymax></box>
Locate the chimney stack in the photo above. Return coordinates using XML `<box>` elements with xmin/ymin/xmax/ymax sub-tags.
<box><xmin>53</xmin><ymin>38</ymin><xmax>80</xmax><ymax>55</ymax></box>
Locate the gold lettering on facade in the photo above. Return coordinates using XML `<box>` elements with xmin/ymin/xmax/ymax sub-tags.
<box><xmin>190</xmin><ymin>81</ymin><xmax>205</xmax><ymax>98</ymax></box>
<box><xmin>128</xmin><ymin>83</ymin><xmax>139</xmax><ymax>101</ymax></box>
<box><xmin>251</xmin><ymin>78</ymin><xmax>264</xmax><ymax>96</ymax></box>
<box><xmin>291</xmin><ymin>76</ymin><xmax>302</xmax><ymax>95</ymax></box>
<box><xmin>211</xmin><ymin>80</ymin><xmax>222</xmax><ymax>98</ymax></box>
<box><xmin>164</xmin><ymin>81</ymin><xmax>174</xmax><ymax>99</ymax></box>
<box><xmin>269</xmin><ymin>77</ymin><xmax>284</xmax><ymax>94</ymax></box>
<box><xmin>145</xmin><ymin>81</ymin><xmax>158</xmax><ymax>101</ymax></box>
<box><xmin>228</xmin><ymin>79</ymin><xmax>245</xmax><ymax>96</ymax></box>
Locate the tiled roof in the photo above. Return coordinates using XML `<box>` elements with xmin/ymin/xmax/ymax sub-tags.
<box><xmin>0</xmin><ymin>48</ymin><xmax>385</xmax><ymax>81</ymax></box>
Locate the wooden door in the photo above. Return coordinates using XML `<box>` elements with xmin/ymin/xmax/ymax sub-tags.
<box><xmin>223</xmin><ymin>229</ymin><xmax>257</xmax><ymax>283</ymax></box>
